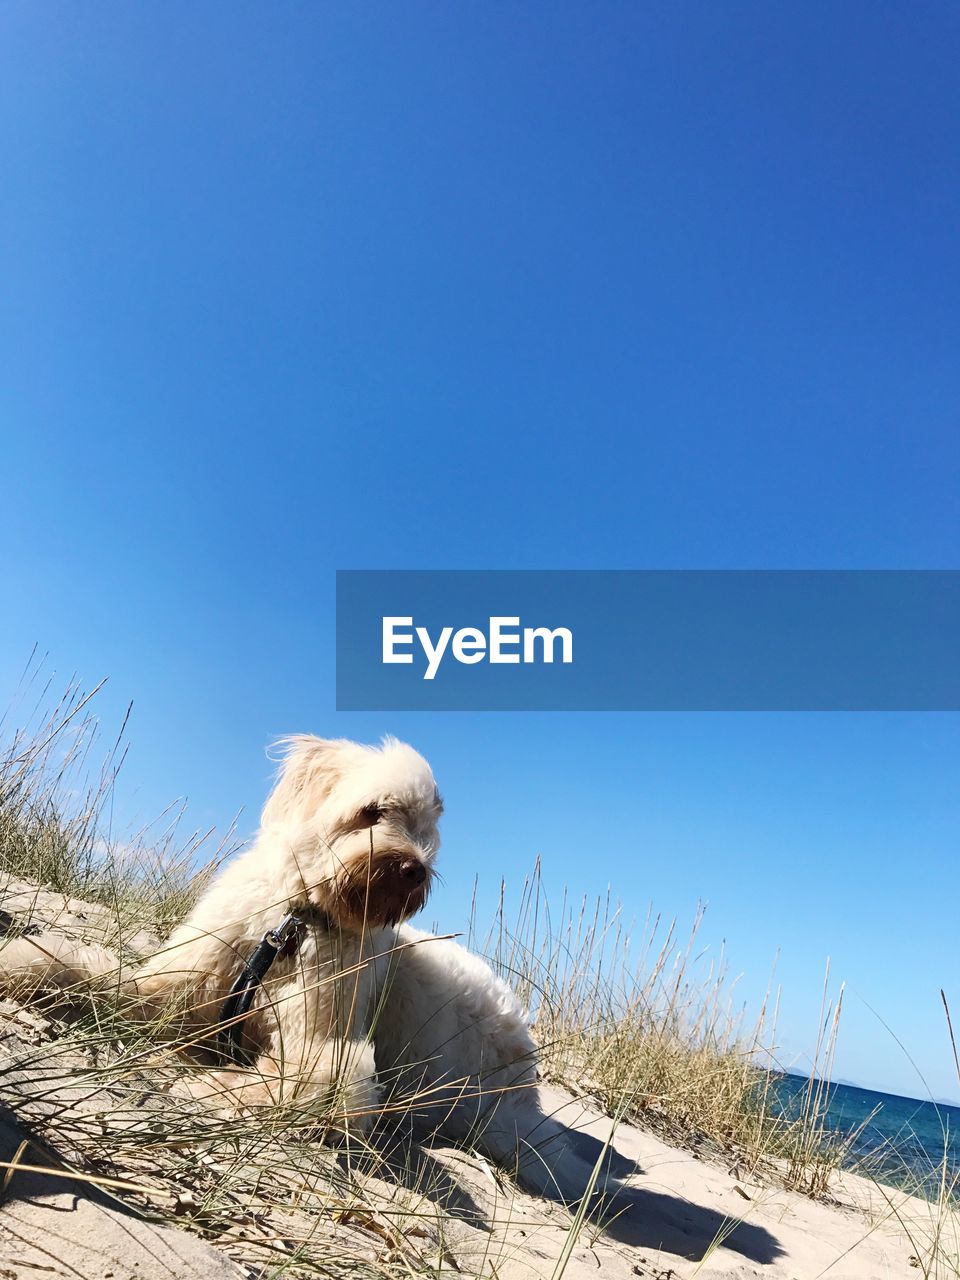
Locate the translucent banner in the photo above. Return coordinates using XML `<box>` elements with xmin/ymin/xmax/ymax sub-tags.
<box><xmin>336</xmin><ymin>571</ymin><xmax>960</xmax><ymax>711</ymax></box>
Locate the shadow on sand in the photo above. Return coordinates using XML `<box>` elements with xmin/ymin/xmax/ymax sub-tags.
<box><xmin>365</xmin><ymin>1118</ymin><xmax>784</xmax><ymax>1267</ymax></box>
<box><xmin>347</xmin><ymin>1122</ymin><xmax>490</xmax><ymax>1227</ymax></box>
<box><xmin>599</xmin><ymin>1182</ymin><xmax>784</xmax><ymax>1265</ymax></box>
<box><xmin>547</xmin><ymin>1119</ymin><xmax>784</xmax><ymax>1264</ymax></box>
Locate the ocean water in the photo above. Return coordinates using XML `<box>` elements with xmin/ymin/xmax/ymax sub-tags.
<box><xmin>770</xmin><ymin>1072</ymin><xmax>960</xmax><ymax>1195</ymax></box>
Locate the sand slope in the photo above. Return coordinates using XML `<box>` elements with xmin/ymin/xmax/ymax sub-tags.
<box><xmin>0</xmin><ymin>879</ymin><xmax>944</xmax><ymax>1280</ymax></box>
<box><xmin>439</xmin><ymin>1084</ymin><xmax>933</xmax><ymax>1280</ymax></box>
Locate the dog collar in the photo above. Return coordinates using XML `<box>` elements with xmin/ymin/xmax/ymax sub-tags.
<box><xmin>216</xmin><ymin>912</ymin><xmax>305</xmax><ymax>1065</ymax></box>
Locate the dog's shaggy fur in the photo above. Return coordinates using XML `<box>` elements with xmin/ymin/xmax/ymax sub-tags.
<box><xmin>0</xmin><ymin>735</ymin><xmax>607</xmax><ymax>1200</ymax></box>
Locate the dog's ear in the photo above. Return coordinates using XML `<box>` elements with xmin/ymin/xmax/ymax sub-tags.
<box><xmin>261</xmin><ymin>736</ymin><xmax>357</xmax><ymax>827</ymax></box>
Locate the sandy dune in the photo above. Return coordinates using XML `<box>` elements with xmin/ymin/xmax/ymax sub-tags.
<box><xmin>0</xmin><ymin>879</ymin><xmax>943</xmax><ymax>1279</ymax></box>
<box><xmin>434</xmin><ymin>1084</ymin><xmax>935</xmax><ymax>1280</ymax></box>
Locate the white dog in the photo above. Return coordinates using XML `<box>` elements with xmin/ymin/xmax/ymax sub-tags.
<box><xmin>1</xmin><ymin>735</ymin><xmax>609</xmax><ymax>1202</ymax></box>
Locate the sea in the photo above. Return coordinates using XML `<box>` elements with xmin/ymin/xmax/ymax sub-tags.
<box><xmin>770</xmin><ymin>1072</ymin><xmax>960</xmax><ymax>1197</ymax></box>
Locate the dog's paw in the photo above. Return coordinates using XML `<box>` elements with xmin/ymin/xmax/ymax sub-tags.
<box><xmin>513</xmin><ymin>1139</ymin><xmax>625</xmax><ymax>1207</ymax></box>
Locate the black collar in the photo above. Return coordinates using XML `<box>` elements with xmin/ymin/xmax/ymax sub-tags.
<box><xmin>215</xmin><ymin>912</ymin><xmax>305</xmax><ymax>1065</ymax></box>
<box><xmin>214</xmin><ymin>905</ymin><xmax>361</xmax><ymax>1065</ymax></box>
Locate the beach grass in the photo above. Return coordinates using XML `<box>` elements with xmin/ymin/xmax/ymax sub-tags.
<box><xmin>0</xmin><ymin>670</ymin><xmax>956</xmax><ymax>1278</ymax></box>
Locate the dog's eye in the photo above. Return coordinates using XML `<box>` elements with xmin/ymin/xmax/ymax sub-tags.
<box><xmin>357</xmin><ymin>804</ymin><xmax>382</xmax><ymax>828</ymax></box>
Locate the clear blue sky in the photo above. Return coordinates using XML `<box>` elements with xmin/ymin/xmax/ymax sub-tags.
<box><xmin>1</xmin><ymin>3</ymin><xmax>957</xmax><ymax>1101</ymax></box>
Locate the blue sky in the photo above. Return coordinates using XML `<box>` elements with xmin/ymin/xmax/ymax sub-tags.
<box><xmin>0</xmin><ymin>3</ymin><xmax>957</xmax><ymax>1101</ymax></box>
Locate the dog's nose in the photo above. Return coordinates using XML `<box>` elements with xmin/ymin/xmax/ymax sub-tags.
<box><xmin>397</xmin><ymin>857</ymin><xmax>426</xmax><ymax>887</ymax></box>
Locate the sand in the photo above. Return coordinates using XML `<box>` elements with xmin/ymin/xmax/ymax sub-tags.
<box><xmin>0</xmin><ymin>879</ymin><xmax>947</xmax><ymax>1279</ymax></box>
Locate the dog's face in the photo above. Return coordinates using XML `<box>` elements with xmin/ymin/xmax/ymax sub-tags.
<box><xmin>260</xmin><ymin>735</ymin><xmax>442</xmax><ymax>928</ymax></box>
